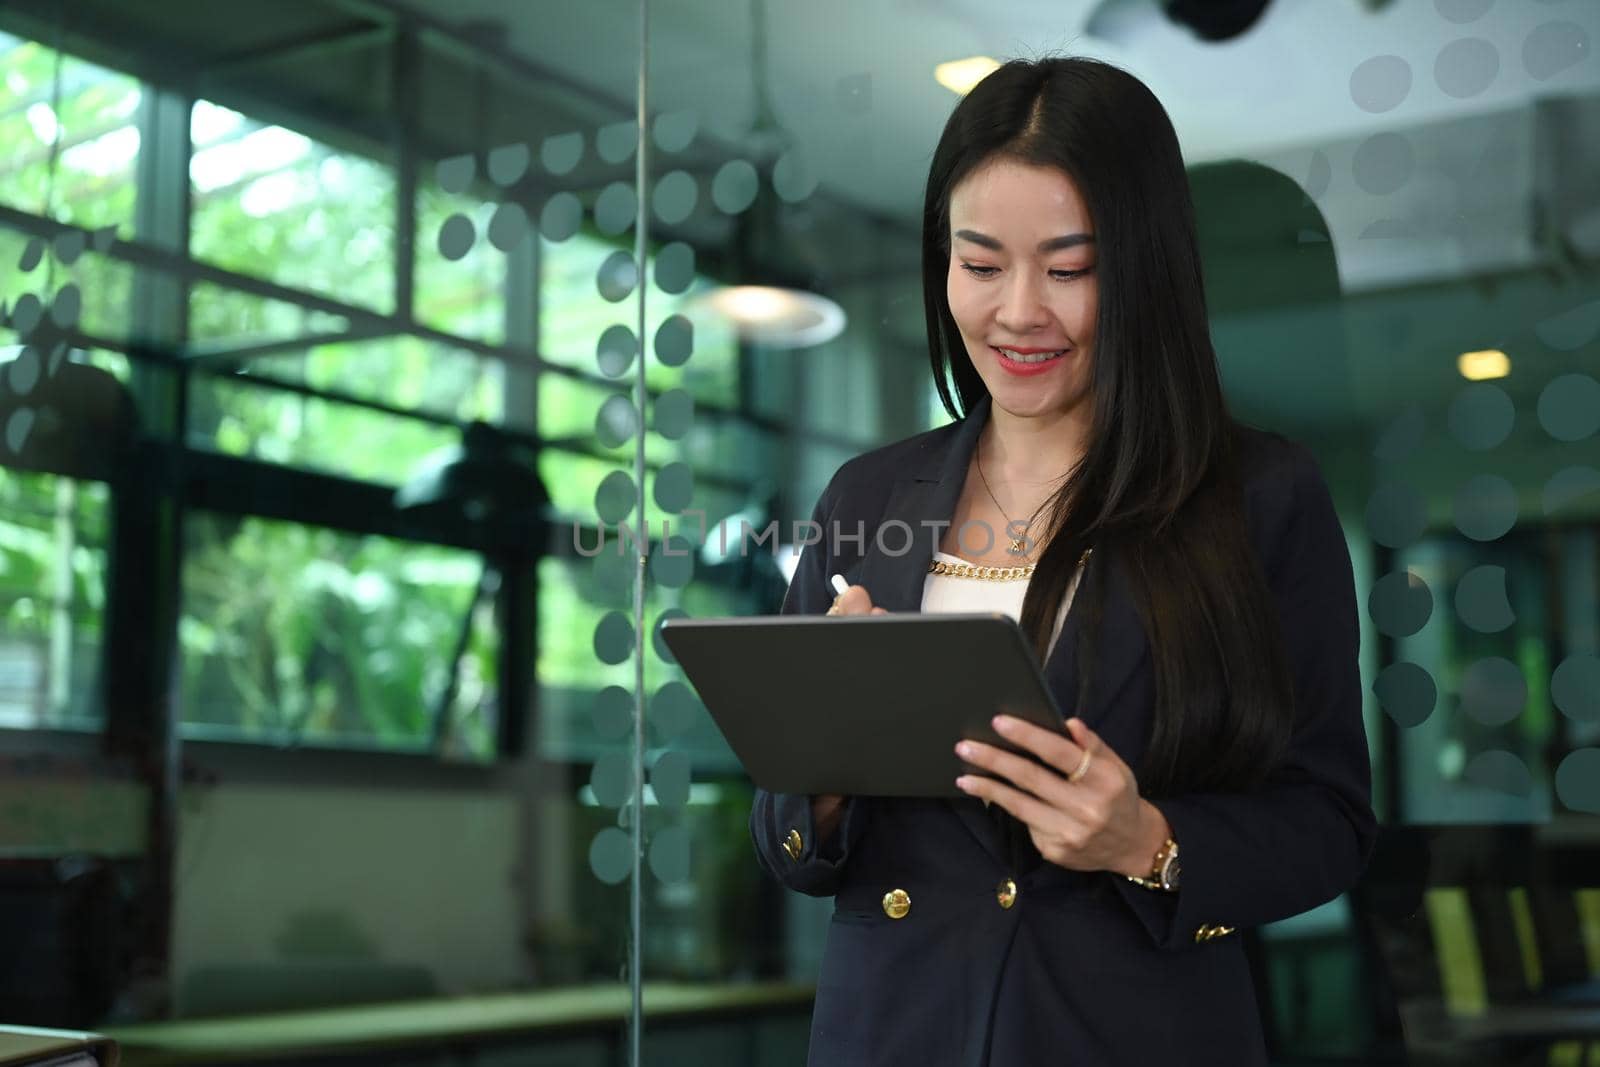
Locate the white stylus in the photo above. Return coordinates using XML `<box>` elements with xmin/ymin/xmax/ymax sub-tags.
<box><xmin>829</xmin><ymin>573</ymin><xmax>850</xmax><ymax>597</ymax></box>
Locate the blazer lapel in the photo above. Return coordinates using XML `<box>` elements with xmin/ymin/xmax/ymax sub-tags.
<box><xmin>854</xmin><ymin>396</ymin><xmax>988</xmax><ymax>613</ymax></box>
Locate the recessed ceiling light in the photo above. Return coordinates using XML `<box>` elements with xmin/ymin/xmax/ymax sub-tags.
<box><xmin>935</xmin><ymin>56</ymin><xmax>1000</xmax><ymax>96</ymax></box>
<box><xmin>1458</xmin><ymin>349</ymin><xmax>1510</xmax><ymax>381</ymax></box>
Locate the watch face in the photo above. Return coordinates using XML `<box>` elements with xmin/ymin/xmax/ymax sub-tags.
<box><xmin>1162</xmin><ymin>855</ymin><xmax>1181</xmax><ymax>891</ymax></box>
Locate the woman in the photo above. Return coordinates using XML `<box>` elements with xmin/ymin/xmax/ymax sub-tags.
<box><xmin>749</xmin><ymin>56</ymin><xmax>1375</xmax><ymax>1065</ymax></box>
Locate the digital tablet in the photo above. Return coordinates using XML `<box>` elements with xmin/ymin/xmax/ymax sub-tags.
<box><xmin>658</xmin><ymin>613</ymin><xmax>1065</xmax><ymax>797</ymax></box>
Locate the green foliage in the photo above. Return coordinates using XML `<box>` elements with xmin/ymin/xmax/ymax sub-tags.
<box><xmin>189</xmin><ymin>373</ymin><xmax>463</xmax><ymax>486</ymax></box>
<box><xmin>539</xmin><ymin>232</ymin><xmax>741</xmax><ymax>407</ymax></box>
<box><xmin>0</xmin><ymin>33</ymin><xmax>140</xmax><ymax>230</ymax></box>
<box><xmin>180</xmin><ymin>513</ymin><xmax>495</xmax><ymax>759</ymax></box>
<box><xmin>189</xmin><ymin>100</ymin><xmax>396</xmax><ymax>313</ymax></box>
<box><xmin>0</xmin><ymin>24</ymin><xmax>803</xmax><ymax>993</ymax></box>
<box><xmin>0</xmin><ymin>33</ymin><xmax>756</xmax><ymax>765</ymax></box>
<box><xmin>0</xmin><ymin>470</ymin><xmax>108</xmax><ymax>727</ymax></box>
<box><xmin>415</xmin><ymin>183</ymin><xmax>505</xmax><ymax>343</ymax></box>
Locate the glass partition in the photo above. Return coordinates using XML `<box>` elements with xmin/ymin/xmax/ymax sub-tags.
<box><xmin>0</xmin><ymin>1</ymin><xmax>1596</xmax><ymax>1064</ymax></box>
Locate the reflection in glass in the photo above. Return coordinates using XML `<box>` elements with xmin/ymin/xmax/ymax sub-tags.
<box><xmin>179</xmin><ymin>513</ymin><xmax>497</xmax><ymax>760</ymax></box>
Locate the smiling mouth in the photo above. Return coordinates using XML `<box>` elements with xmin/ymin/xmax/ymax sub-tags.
<box><xmin>991</xmin><ymin>346</ymin><xmax>1069</xmax><ymax>364</ymax></box>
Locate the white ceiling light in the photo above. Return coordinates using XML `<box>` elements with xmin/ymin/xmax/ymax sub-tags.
<box><xmin>696</xmin><ymin>0</ymin><xmax>848</xmax><ymax>350</ymax></box>
<box><xmin>935</xmin><ymin>56</ymin><xmax>1000</xmax><ymax>95</ymax></box>
<box><xmin>1458</xmin><ymin>349</ymin><xmax>1510</xmax><ymax>381</ymax></box>
<box><xmin>692</xmin><ymin>285</ymin><xmax>847</xmax><ymax>349</ymax></box>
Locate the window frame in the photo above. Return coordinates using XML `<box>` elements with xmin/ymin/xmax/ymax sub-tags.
<box><xmin>0</xmin><ymin>25</ymin><xmax>884</xmax><ymax>775</ymax></box>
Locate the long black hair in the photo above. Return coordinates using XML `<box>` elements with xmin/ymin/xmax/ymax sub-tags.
<box><xmin>922</xmin><ymin>56</ymin><xmax>1295</xmax><ymax>797</ymax></box>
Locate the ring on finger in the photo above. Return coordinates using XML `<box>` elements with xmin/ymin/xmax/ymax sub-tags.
<box><xmin>1067</xmin><ymin>746</ymin><xmax>1094</xmax><ymax>783</ymax></box>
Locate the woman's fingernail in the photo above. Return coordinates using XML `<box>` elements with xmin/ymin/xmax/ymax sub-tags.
<box><xmin>956</xmin><ymin>741</ymin><xmax>973</xmax><ymax>757</ymax></box>
<box><xmin>992</xmin><ymin>715</ymin><xmax>1012</xmax><ymax>732</ymax></box>
<box><xmin>955</xmin><ymin>776</ymin><xmax>973</xmax><ymax>791</ymax></box>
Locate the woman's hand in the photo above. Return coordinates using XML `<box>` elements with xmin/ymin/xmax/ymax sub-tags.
<box><xmin>953</xmin><ymin>716</ymin><xmax>1170</xmax><ymax>878</ymax></box>
<box><xmin>811</xmin><ymin>579</ymin><xmax>884</xmax><ymax>843</ymax></box>
<box><xmin>824</xmin><ymin>583</ymin><xmax>887</xmax><ymax>617</ymax></box>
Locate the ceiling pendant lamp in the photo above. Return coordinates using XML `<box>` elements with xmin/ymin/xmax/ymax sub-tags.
<box><xmin>689</xmin><ymin>0</ymin><xmax>846</xmax><ymax>350</ymax></box>
<box><xmin>698</xmin><ymin>285</ymin><xmax>845</xmax><ymax>349</ymax></box>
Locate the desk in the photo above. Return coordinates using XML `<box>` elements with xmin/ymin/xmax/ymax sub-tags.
<box><xmin>0</xmin><ymin>1025</ymin><xmax>119</xmax><ymax>1066</ymax></box>
<box><xmin>107</xmin><ymin>982</ymin><xmax>815</xmax><ymax>1066</ymax></box>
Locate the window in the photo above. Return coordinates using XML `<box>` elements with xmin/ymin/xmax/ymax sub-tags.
<box><xmin>540</xmin><ymin>230</ymin><xmax>741</xmax><ymax>406</ymax></box>
<box><xmin>0</xmin><ymin>32</ymin><xmax>787</xmax><ymax>780</ymax></box>
<box><xmin>0</xmin><ymin>469</ymin><xmax>108</xmax><ymax>730</ymax></box>
<box><xmin>1392</xmin><ymin>527</ymin><xmax>1567</xmax><ymax>822</ymax></box>
<box><xmin>0</xmin><ymin>31</ymin><xmax>141</xmax><ymax>230</ymax></box>
<box><xmin>179</xmin><ymin>512</ymin><xmax>498</xmax><ymax>760</ymax></box>
<box><xmin>189</xmin><ymin>100</ymin><xmax>396</xmax><ymax>312</ymax></box>
<box><xmin>415</xmin><ymin>171</ymin><xmax>505</xmax><ymax>343</ymax></box>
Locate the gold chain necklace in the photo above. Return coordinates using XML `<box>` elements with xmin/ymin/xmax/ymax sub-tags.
<box><xmin>975</xmin><ymin>435</ymin><xmax>1049</xmax><ymax>557</ymax></box>
<box><xmin>927</xmin><ymin>546</ymin><xmax>1093</xmax><ymax>582</ymax></box>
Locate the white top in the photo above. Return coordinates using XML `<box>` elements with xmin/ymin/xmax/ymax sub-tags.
<box><xmin>920</xmin><ymin>551</ymin><xmax>1088</xmax><ymax>662</ymax></box>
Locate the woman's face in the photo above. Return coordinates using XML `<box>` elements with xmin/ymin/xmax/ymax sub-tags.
<box><xmin>945</xmin><ymin>158</ymin><xmax>1098</xmax><ymax>422</ymax></box>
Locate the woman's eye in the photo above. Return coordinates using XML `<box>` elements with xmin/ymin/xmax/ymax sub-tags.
<box><xmin>959</xmin><ymin>264</ymin><xmax>1093</xmax><ymax>281</ymax></box>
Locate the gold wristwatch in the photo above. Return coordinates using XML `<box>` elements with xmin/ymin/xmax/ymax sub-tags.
<box><xmin>1125</xmin><ymin>837</ymin><xmax>1180</xmax><ymax>892</ymax></box>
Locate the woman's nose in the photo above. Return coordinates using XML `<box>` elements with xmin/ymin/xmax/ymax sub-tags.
<box><xmin>994</xmin><ymin>273</ymin><xmax>1050</xmax><ymax>333</ymax></box>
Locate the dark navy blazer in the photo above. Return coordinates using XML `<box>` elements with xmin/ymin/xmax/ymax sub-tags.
<box><xmin>750</xmin><ymin>396</ymin><xmax>1376</xmax><ymax>1066</ymax></box>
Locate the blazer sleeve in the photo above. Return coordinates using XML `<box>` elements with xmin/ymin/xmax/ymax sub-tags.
<box><xmin>747</xmin><ymin>479</ymin><xmax>869</xmax><ymax>897</ymax></box>
<box><xmin>1111</xmin><ymin>445</ymin><xmax>1378</xmax><ymax>949</ymax></box>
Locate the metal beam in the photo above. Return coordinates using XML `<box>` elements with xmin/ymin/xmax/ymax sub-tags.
<box><xmin>180</xmin><ymin>327</ymin><xmax>394</xmax><ymax>365</ymax></box>
<box><xmin>201</xmin><ymin>21</ymin><xmax>389</xmax><ymax>76</ymax></box>
<box><xmin>2</xmin><ymin>202</ymin><xmax>884</xmax><ymax>453</ymax></box>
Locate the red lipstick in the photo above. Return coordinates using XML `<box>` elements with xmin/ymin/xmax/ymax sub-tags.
<box><xmin>991</xmin><ymin>345</ymin><xmax>1069</xmax><ymax>378</ymax></box>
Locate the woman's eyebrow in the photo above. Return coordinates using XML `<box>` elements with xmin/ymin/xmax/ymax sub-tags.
<box><xmin>954</xmin><ymin>229</ymin><xmax>1096</xmax><ymax>252</ymax></box>
<box><xmin>1038</xmin><ymin>233</ymin><xmax>1095</xmax><ymax>252</ymax></box>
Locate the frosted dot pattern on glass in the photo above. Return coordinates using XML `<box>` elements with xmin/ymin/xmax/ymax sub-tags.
<box><xmin>593</xmin><ymin>611</ymin><xmax>635</xmax><ymax>665</ymax></box>
<box><xmin>1368</xmin><ymin>570</ymin><xmax>1433</xmax><ymax>637</ymax></box>
<box><xmin>1447</xmin><ymin>384</ymin><xmax>1513</xmax><ymax>451</ymax></box>
<box><xmin>1552</xmin><ymin>656</ymin><xmax>1600</xmax><ymax>722</ymax></box>
<box><xmin>1458</xmin><ymin>657</ymin><xmax>1526</xmax><ymax>726</ymax></box>
<box><xmin>1524</xmin><ymin>21</ymin><xmax>1589</xmax><ymax>82</ymax></box>
<box><xmin>1463</xmin><ymin>750</ymin><xmax>1532</xmax><ymax>798</ymax></box>
<box><xmin>1434</xmin><ymin>37</ymin><xmax>1499</xmax><ymax>99</ymax></box>
<box><xmin>1374</xmin><ymin>662</ymin><xmax>1437</xmax><ymax>727</ymax></box>
<box><xmin>1556</xmin><ymin>750</ymin><xmax>1600</xmax><ymax>813</ymax></box>
<box><xmin>487</xmin><ymin>143</ymin><xmax>530</xmax><ymax>186</ymax></box>
<box><xmin>1350</xmin><ymin>55</ymin><xmax>1412</xmax><ymax>113</ymax></box>
<box><xmin>1366</xmin><ymin>481</ymin><xmax>1427</xmax><ymax>549</ymax></box>
<box><xmin>589</xmin><ymin>827</ymin><xmax>632</xmax><ymax>884</ymax></box>
<box><xmin>1454</xmin><ymin>565</ymin><xmax>1514</xmax><ymax>634</ymax></box>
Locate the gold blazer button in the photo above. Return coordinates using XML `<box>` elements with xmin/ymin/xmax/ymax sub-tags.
<box><xmin>996</xmin><ymin>878</ymin><xmax>1018</xmax><ymax>910</ymax></box>
<box><xmin>882</xmin><ymin>888</ymin><xmax>911</xmax><ymax>919</ymax></box>
<box><xmin>782</xmin><ymin>829</ymin><xmax>803</xmax><ymax>861</ymax></box>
